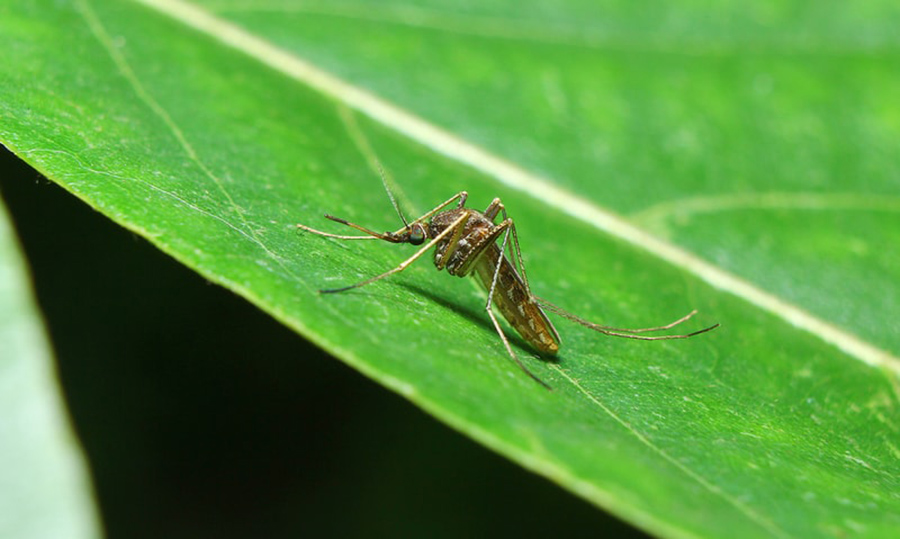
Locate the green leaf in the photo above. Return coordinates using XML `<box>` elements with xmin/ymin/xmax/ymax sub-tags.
<box><xmin>0</xmin><ymin>198</ymin><xmax>101</xmax><ymax>538</ymax></box>
<box><xmin>2</xmin><ymin>1</ymin><xmax>899</xmax><ymax>538</ymax></box>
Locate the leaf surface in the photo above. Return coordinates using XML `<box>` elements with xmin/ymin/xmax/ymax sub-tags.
<box><xmin>1</xmin><ymin>1</ymin><xmax>899</xmax><ymax>537</ymax></box>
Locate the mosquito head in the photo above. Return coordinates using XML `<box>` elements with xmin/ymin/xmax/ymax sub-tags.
<box><xmin>406</xmin><ymin>222</ymin><xmax>427</xmax><ymax>245</ymax></box>
<box><xmin>378</xmin><ymin>221</ymin><xmax>428</xmax><ymax>245</ymax></box>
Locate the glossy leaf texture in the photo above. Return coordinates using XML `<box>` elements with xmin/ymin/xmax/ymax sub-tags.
<box><xmin>1</xmin><ymin>1</ymin><xmax>899</xmax><ymax>538</ymax></box>
<box><xmin>0</xmin><ymin>198</ymin><xmax>101</xmax><ymax>539</ymax></box>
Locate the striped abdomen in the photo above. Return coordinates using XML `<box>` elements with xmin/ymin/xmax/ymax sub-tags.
<box><xmin>473</xmin><ymin>245</ymin><xmax>560</xmax><ymax>354</ymax></box>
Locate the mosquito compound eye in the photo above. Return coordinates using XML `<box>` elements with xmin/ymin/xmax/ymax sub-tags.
<box><xmin>408</xmin><ymin>226</ymin><xmax>426</xmax><ymax>245</ymax></box>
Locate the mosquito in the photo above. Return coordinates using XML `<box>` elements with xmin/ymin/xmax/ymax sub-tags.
<box><xmin>297</xmin><ymin>178</ymin><xmax>718</xmax><ymax>389</ymax></box>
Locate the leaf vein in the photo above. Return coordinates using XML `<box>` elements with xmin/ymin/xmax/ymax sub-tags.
<box><xmin>552</xmin><ymin>365</ymin><xmax>793</xmax><ymax>539</ymax></box>
<box><xmin>76</xmin><ymin>0</ymin><xmax>283</xmax><ymax>264</ymax></box>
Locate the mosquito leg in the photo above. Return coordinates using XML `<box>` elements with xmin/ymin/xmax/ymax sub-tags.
<box><xmin>535</xmin><ymin>296</ymin><xmax>690</xmax><ymax>332</ymax></box>
<box><xmin>507</xmin><ymin>220</ymin><xmax>537</xmax><ymax>299</ymax></box>
<box><xmin>434</xmin><ymin>213</ymin><xmax>471</xmax><ymax>271</ymax></box>
<box><xmin>591</xmin><ymin>325</ymin><xmax>719</xmax><ymax>340</ymax></box>
<box><xmin>486</xmin><ymin>201</ymin><xmax>715</xmax><ymax>338</ymax></box>
<box><xmin>480</xmin><ymin>203</ymin><xmax>715</xmax><ymax>340</ymax></box>
<box><xmin>483</xmin><ymin>197</ymin><xmax>503</xmax><ymax>220</ymax></box>
<box><xmin>484</xmin><ymin>224</ymin><xmax>552</xmax><ymax>390</ymax></box>
<box><xmin>415</xmin><ymin>191</ymin><xmax>468</xmax><ymax>223</ymax></box>
<box><xmin>486</xmin><ymin>202</ymin><xmax>534</xmax><ymax>301</ymax></box>
<box><xmin>321</xmin><ymin>212</ymin><xmax>468</xmax><ymax>294</ymax></box>
<box><xmin>480</xmin><ymin>197</ymin><xmax>528</xmax><ymax>290</ymax></box>
<box><xmin>536</xmin><ymin>297</ymin><xmax>719</xmax><ymax>338</ymax></box>
<box><xmin>483</xmin><ymin>304</ymin><xmax>552</xmax><ymax>389</ymax></box>
<box><xmin>603</xmin><ymin>309</ymin><xmax>701</xmax><ymax>333</ymax></box>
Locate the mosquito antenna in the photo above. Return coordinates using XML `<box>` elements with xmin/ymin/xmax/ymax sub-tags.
<box><xmin>375</xmin><ymin>161</ymin><xmax>410</xmax><ymax>228</ymax></box>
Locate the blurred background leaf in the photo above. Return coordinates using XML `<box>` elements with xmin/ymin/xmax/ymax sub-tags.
<box><xmin>0</xmin><ymin>192</ymin><xmax>100</xmax><ymax>538</ymax></box>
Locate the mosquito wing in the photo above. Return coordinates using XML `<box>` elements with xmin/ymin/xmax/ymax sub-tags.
<box><xmin>473</xmin><ymin>245</ymin><xmax>561</xmax><ymax>354</ymax></box>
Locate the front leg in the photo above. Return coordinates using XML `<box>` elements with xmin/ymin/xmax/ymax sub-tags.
<box><xmin>434</xmin><ymin>212</ymin><xmax>471</xmax><ymax>271</ymax></box>
<box><xmin>483</xmin><ymin>197</ymin><xmax>504</xmax><ymax>221</ymax></box>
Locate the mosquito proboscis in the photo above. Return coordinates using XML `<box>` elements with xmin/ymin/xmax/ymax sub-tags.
<box><xmin>297</xmin><ymin>178</ymin><xmax>718</xmax><ymax>389</ymax></box>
